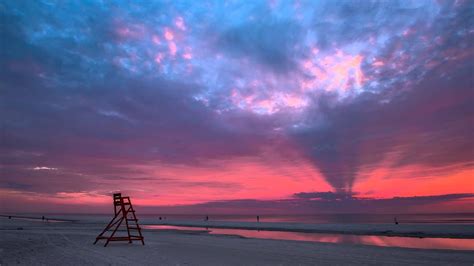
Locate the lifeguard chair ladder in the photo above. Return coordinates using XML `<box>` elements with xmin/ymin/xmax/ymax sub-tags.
<box><xmin>94</xmin><ymin>193</ymin><xmax>145</xmax><ymax>247</ymax></box>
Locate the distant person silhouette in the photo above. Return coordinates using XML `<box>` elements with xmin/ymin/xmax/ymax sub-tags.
<box><xmin>42</xmin><ymin>216</ymin><xmax>45</xmax><ymax>221</ymax></box>
<box><xmin>394</xmin><ymin>217</ymin><xmax>399</xmax><ymax>225</ymax></box>
<box><xmin>159</xmin><ymin>216</ymin><xmax>162</xmax><ymax>220</ymax></box>
<box><xmin>257</xmin><ymin>215</ymin><xmax>260</xmax><ymax>222</ymax></box>
<box><xmin>205</xmin><ymin>215</ymin><xmax>209</xmax><ymax>221</ymax></box>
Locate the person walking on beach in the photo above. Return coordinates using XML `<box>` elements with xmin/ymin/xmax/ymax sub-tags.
<box><xmin>257</xmin><ymin>215</ymin><xmax>260</xmax><ymax>222</ymax></box>
<box><xmin>205</xmin><ymin>215</ymin><xmax>209</xmax><ymax>221</ymax></box>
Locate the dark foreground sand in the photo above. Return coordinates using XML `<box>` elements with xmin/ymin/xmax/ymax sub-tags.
<box><xmin>1</xmin><ymin>218</ymin><xmax>473</xmax><ymax>266</ymax></box>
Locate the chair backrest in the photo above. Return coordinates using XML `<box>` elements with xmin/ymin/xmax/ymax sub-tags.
<box><xmin>113</xmin><ymin>193</ymin><xmax>123</xmax><ymax>214</ymax></box>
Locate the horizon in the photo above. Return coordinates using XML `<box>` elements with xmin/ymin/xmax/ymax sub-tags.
<box><xmin>1</xmin><ymin>0</ymin><xmax>473</xmax><ymax>215</ymax></box>
<box><xmin>4</xmin><ymin>211</ymin><xmax>474</xmax><ymax>218</ymax></box>
<box><xmin>4</xmin><ymin>211</ymin><xmax>474</xmax><ymax>216</ymax></box>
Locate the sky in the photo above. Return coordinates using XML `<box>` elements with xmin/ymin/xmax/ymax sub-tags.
<box><xmin>1</xmin><ymin>0</ymin><xmax>473</xmax><ymax>214</ymax></box>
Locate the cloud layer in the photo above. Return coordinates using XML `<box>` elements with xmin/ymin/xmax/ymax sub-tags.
<box><xmin>1</xmin><ymin>0</ymin><xmax>473</xmax><ymax>212</ymax></box>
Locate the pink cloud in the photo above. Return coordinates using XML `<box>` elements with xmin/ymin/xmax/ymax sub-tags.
<box><xmin>183</xmin><ymin>53</ymin><xmax>192</xmax><ymax>60</ymax></box>
<box><xmin>152</xmin><ymin>35</ymin><xmax>161</xmax><ymax>45</ymax></box>
<box><xmin>154</xmin><ymin>53</ymin><xmax>164</xmax><ymax>64</ymax></box>
<box><xmin>164</xmin><ymin>28</ymin><xmax>174</xmax><ymax>41</ymax></box>
<box><xmin>175</xmin><ymin>16</ymin><xmax>186</xmax><ymax>31</ymax></box>
<box><xmin>169</xmin><ymin>42</ymin><xmax>177</xmax><ymax>56</ymax></box>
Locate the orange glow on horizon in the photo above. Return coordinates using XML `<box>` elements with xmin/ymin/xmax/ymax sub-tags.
<box><xmin>128</xmin><ymin>154</ymin><xmax>332</xmax><ymax>205</ymax></box>
<box><xmin>0</xmin><ymin>151</ymin><xmax>335</xmax><ymax>209</ymax></box>
<box><xmin>2</xmin><ymin>161</ymin><xmax>472</xmax><ymax>212</ymax></box>
<box><xmin>354</xmin><ymin>166</ymin><xmax>474</xmax><ymax>199</ymax></box>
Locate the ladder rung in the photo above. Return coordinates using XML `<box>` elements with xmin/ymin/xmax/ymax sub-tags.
<box><xmin>107</xmin><ymin>236</ymin><xmax>143</xmax><ymax>240</ymax></box>
<box><xmin>95</xmin><ymin>195</ymin><xmax>144</xmax><ymax>246</ymax></box>
<box><xmin>108</xmin><ymin>237</ymin><xmax>131</xmax><ymax>241</ymax></box>
<box><xmin>128</xmin><ymin>226</ymin><xmax>141</xmax><ymax>230</ymax></box>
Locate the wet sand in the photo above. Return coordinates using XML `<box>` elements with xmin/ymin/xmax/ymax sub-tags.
<box><xmin>154</xmin><ymin>219</ymin><xmax>474</xmax><ymax>239</ymax></box>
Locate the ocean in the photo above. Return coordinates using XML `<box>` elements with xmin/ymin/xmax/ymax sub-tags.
<box><xmin>140</xmin><ymin>213</ymin><xmax>474</xmax><ymax>224</ymax></box>
<box><xmin>21</xmin><ymin>212</ymin><xmax>474</xmax><ymax>224</ymax></box>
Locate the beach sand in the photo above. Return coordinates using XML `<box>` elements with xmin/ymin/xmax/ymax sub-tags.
<box><xmin>1</xmin><ymin>217</ymin><xmax>473</xmax><ymax>265</ymax></box>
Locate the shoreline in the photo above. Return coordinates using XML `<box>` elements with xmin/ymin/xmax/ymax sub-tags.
<box><xmin>2</xmin><ymin>215</ymin><xmax>474</xmax><ymax>239</ymax></box>
<box><xmin>0</xmin><ymin>214</ymin><xmax>77</xmax><ymax>222</ymax></box>
<box><xmin>150</xmin><ymin>220</ymin><xmax>474</xmax><ymax>239</ymax></box>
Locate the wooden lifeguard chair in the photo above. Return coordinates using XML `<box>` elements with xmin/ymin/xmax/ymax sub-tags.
<box><xmin>94</xmin><ymin>193</ymin><xmax>145</xmax><ymax>247</ymax></box>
